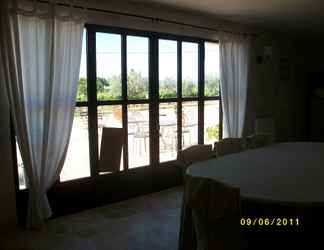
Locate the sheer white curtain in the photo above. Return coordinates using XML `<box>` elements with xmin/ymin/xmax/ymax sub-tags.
<box><xmin>0</xmin><ymin>0</ymin><xmax>84</xmax><ymax>228</ymax></box>
<box><xmin>219</xmin><ymin>35</ymin><xmax>250</xmax><ymax>138</ymax></box>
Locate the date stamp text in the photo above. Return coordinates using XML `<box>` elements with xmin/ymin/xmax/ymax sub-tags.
<box><xmin>240</xmin><ymin>217</ymin><xmax>300</xmax><ymax>226</ymax></box>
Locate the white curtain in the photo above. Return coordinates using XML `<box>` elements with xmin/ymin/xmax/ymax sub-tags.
<box><xmin>219</xmin><ymin>35</ymin><xmax>250</xmax><ymax>138</ymax></box>
<box><xmin>0</xmin><ymin>0</ymin><xmax>84</xmax><ymax>228</ymax></box>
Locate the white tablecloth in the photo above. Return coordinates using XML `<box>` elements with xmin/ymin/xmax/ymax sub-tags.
<box><xmin>187</xmin><ymin>142</ymin><xmax>324</xmax><ymax>204</ymax></box>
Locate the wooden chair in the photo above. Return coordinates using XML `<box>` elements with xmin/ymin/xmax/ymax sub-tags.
<box><xmin>177</xmin><ymin>144</ymin><xmax>214</xmax><ymax>169</ymax></box>
<box><xmin>188</xmin><ymin>177</ymin><xmax>244</xmax><ymax>250</ymax></box>
<box><xmin>214</xmin><ymin>138</ymin><xmax>245</xmax><ymax>157</ymax></box>
<box><xmin>99</xmin><ymin>127</ymin><xmax>124</xmax><ymax>173</ymax></box>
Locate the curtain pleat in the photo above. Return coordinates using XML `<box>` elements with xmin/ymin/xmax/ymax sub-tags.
<box><xmin>0</xmin><ymin>0</ymin><xmax>84</xmax><ymax>228</ymax></box>
<box><xmin>219</xmin><ymin>37</ymin><xmax>250</xmax><ymax>138</ymax></box>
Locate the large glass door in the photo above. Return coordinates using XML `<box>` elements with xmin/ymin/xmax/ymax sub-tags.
<box><xmin>14</xmin><ymin>25</ymin><xmax>221</xmax><ymax>221</ymax></box>
<box><xmin>158</xmin><ymin>39</ymin><xmax>178</xmax><ymax>163</ymax></box>
<box><xmin>88</xmin><ymin>30</ymin><xmax>152</xmax><ymax>174</ymax></box>
<box><xmin>15</xmin><ymin>27</ymin><xmax>222</xmax><ymax>186</ymax></box>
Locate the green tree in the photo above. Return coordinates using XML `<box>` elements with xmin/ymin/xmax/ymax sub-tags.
<box><xmin>75</xmin><ymin>71</ymin><xmax>219</xmax><ymax>102</ymax></box>
<box><xmin>205</xmin><ymin>73</ymin><xmax>220</xmax><ymax>96</ymax></box>
<box><xmin>127</xmin><ymin>69</ymin><xmax>148</xmax><ymax>99</ymax></box>
<box><xmin>76</xmin><ymin>77</ymin><xmax>87</xmax><ymax>102</ymax></box>
<box><xmin>108</xmin><ymin>75</ymin><xmax>122</xmax><ymax>99</ymax></box>
<box><xmin>206</xmin><ymin>125</ymin><xmax>219</xmax><ymax>141</ymax></box>
<box><xmin>182</xmin><ymin>79</ymin><xmax>198</xmax><ymax>97</ymax></box>
<box><xmin>97</xmin><ymin>77</ymin><xmax>114</xmax><ymax>100</ymax></box>
<box><xmin>96</xmin><ymin>77</ymin><xmax>109</xmax><ymax>93</ymax></box>
<box><xmin>159</xmin><ymin>77</ymin><xmax>177</xmax><ymax>98</ymax></box>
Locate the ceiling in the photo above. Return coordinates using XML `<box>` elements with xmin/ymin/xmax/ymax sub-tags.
<box><xmin>131</xmin><ymin>0</ymin><xmax>324</xmax><ymax>35</ymax></box>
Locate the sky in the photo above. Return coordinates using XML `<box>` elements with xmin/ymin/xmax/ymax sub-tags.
<box><xmin>79</xmin><ymin>30</ymin><xmax>219</xmax><ymax>81</ymax></box>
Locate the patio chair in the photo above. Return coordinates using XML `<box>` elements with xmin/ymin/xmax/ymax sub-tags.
<box><xmin>181</xmin><ymin>113</ymin><xmax>192</xmax><ymax>147</ymax></box>
<box><xmin>133</xmin><ymin>122</ymin><xmax>150</xmax><ymax>154</ymax></box>
<box><xmin>160</xmin><ymin>124</ymin><xmax>177</xmax><ymax>152</ymax></box>
<box><xmin>130</xmin><ymin>111</ymin><xmax>149</xmax><ymax>155</ymax></box>
<box><xmin>170</xmin><ymin>112</ymin><xmax>195</xmax><ymax>148</ymax></box>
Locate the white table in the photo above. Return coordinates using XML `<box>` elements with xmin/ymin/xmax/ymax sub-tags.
<box><xmin>187</xmin><ymin>142</ymin><xmax>324</xmax><ymax>205</ymax></box>
<box><xmin>179</xmin><ymin>143</ymin><xmax>324</xmax><ymax>250</ymax></box>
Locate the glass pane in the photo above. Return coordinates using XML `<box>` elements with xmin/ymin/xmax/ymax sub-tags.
<box><xmin>98</xmin><ymin>105</ymin><xmax>123</xmax><ymax>173</ymax></box>
<box><xmin>159</xmin><ymin>39</ymin><xmax>177</xmax><ymax>98</ymax></box>
<box><xmin>182</xmin><ymin>101</ymin><xmax>198</xmax><ymax>148</ymax></box>
<box><xmin>205</xmin><ymin>42</ymin><xmax>220</xmax><ymax>96</ymax></box>
<box><xmin>96</xmin><ymin>33</ymin><xmax>122</xmax><ymax>100</ymax></box>
<box><xmin>16</xmin><ymin>142</ymin><xmax>27</xmax><ymax>190</ymax></box>
<box><xmin>159</xmin><ymin>103</ymin><xmax>177</xmax><ymax>162</ymax></box>
<box><xmin>61</xmin><ymin>107</ymin><xmax>90</xmax><ymax>182</ymax></box>
<box><xmin>128</xmin><ymin>104</ymin><xmax>150</xmax><ymax>168</ymax></box>
<box><xmin>204</xmin><ymin>101</ymin><xmax>220</xmax><ymax>144</ymax></box>
<box><xmin>76</xmin><ymin>29</ymin><xmax>87</xmax><ymax>102</ymax></box>
<box><xmin>127</xmin><ymin>36</ymin><xmax>149</xmax><ymax>99</ymax></box>
<box><xmin>182</xmin><ymin>42</ymin><xmax>198</xmax><ymax>97</ymax></box>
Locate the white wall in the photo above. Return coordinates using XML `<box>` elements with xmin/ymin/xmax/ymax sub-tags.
<box><xmin>81</xmin><ymin>0</ymin><xmax>253</xmax><ymax>40</ymax></box>
<box><xmin>244</xmin><ymin>34</ymin><xmax>312</xmax><ymax>141</ymax></box>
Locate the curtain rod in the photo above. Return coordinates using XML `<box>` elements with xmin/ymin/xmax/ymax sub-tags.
<box><xmin>37</xmin><ymin>0</ymin><xmax>257</xmax><ymax>37</ymax></box>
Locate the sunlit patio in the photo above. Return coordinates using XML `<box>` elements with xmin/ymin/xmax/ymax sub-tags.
<box><xmin>17</xmin><ymin>101</ymin><xmax>219</xmax><ymax>186</ymax></box>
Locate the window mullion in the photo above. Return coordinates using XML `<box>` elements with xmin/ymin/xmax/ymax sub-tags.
<box><xmin>87</xmin><ymin>27</ymin><xmax>99</xmax><ymax>178</ymax></box>
<box><xmin>149</xmin><ymin>36</ymin><xmax>159</xmax><ymax>166</ymax></box>
<box><xmin>177</xmin><ymin>41</ymin><xmax>182</xmax><ymax>150</ymax></box>
<box><xmin>121</xmin><ymin>34</ymin><xmax>129</xmax><ymax>171</ymax></box>
<box><xmin>198</xmin><ymin>42</ymin><xmax>204</xmax><ymax>144</ymax></box>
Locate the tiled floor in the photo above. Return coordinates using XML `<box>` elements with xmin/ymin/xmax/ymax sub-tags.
<box><xmin>0</xmin><ymin>186</ymin><xmax>183</xmax><ymax>250</ymax></box>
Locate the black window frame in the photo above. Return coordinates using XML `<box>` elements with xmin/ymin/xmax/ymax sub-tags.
<box><xmin>12</xmin><ymin>23</ymin><xmax>223</xmax><ymax>189</ymax></box>
<box><xmin>84</xmin><ymin>24</ymin><xmax>222</xmax><ymax>173</ymax></box>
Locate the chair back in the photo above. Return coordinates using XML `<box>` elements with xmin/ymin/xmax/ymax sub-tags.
<box><xmin>187</xmin><ymin>177</ymin><xmax>242</xmax><ymax>250</ymax></box>
<box><xmin>255</xmin><ymin>116</ymin><xmax>275</xmax><ymax>136</ymax></box>
<box><xmin>178</xmin><ymin>144</ymin><xmax>213</xmax><ymax>169</ymax></box>
<box><xmin>214</xmin><ymin>138</ymin><xmax>245</xmax><ymax>157</ymax></box>
<box><xmin>99</xmin><ymin>127</ymin><xmax>124</xmax><ymax>173</ymax></box>
<box><xmin>245</xmin><ymin>133</ymin><xmax>273</xmax><ymax>149</ymax></box>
